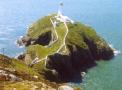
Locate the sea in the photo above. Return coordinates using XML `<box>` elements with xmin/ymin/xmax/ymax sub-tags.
<box><xmin>0</xmin><ymin>0</ymin><xmax>122</xmax><ymax>90</ymax></box>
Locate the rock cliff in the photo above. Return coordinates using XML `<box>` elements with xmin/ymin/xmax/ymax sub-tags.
<box><xmin>17</xmin><ymin>14</ymin><xmax>114</xmax><ymax>81</ymax></box>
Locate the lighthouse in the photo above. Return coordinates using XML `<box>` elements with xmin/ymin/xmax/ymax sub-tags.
<box><xmin>57</xmin><ymin>2</ymin><xmax>63</xmax><ymax>17</ymax></box>
<box><xmin>56</xmin><ymin>2</ymin><xmax>74</xmax><ymax>24</ymax></box>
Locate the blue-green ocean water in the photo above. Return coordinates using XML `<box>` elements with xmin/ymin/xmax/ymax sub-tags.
<box><xmin>0</xmin><ymin>0</ymin><xmax>122</xmax><ymax>90</ymax></box>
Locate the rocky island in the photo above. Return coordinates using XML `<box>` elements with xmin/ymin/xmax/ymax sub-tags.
<box><xmin>0</xmin><ymin>11</ymin><xmax>114</xmax><ymax>90</ymax></box>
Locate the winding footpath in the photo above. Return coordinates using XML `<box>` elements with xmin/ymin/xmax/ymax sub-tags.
<box><xmin>31</xmin><ymin>13</ymin><xmax>74</xmax><ymax>66</ymax></box>
<box><xmin>57</xmin><ymin>18</ymin><xmax>69</xmax><ymax>53</ymax></box>
<box><xmin>48</xmin><ymin>18</ymin><xmax>59</xmax><ymax>47</ymax></box>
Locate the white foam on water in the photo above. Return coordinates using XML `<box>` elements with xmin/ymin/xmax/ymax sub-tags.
<box><xmin>114</xmin><ymin>50</ymin><xmax>121</xmax><ymax>56</ymax></box>
<box><xmin>15</xmin><ymin>36</ymin><xmax>25</xmax><ymax>48</ymax></box>
<box><xmin>109</xmin><ymin>44</ymin><xmax>121</xmax><ymax>56</ymax></box>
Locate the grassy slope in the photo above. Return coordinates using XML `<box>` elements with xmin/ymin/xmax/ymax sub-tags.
<box><xmin>27</xmin><ymin>15</ymin><xmax>102</xmax><ymax>53</ymax></box>
<box><xmin>26</xmin><ymin>14</ymin><xmax>106</xmax><ymax>72</ymax></box>
<box><xmin>0</xmin><ymin>54</ymin><xmax>42</xmax><ymax>80</ymax></box>
<box><xmin>27</xmin><ymin>23</ymin><xmax>66</xmax><ymax>59</ymax></box>
<box><xmin>1</xmin><ymin>14</ymin><xmax>106</xmax><ymax>90</ymax></box>
<box><xmin>0</xmin><ymin>54</ymin><xmax>60</xmax><ymax>89</ymax></box>
<box><xmin>26</xmin><ymin>15</ymin><xmax>69</xmax><ymax>72</ymax></box>
<box><xmin>67</xmin><ymin>22</ymin><xmax>109</xmax><ymax>49</ymax></box>
<box><xmin>28</xmin><ymin>15</ymin><xmax>56</xmax><ymax>39</ymax></box>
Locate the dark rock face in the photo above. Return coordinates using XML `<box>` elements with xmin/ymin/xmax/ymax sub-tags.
<box><xmin>46</xmin><ymin>48</ymin><xmax>113</xmax><ymax>82</ymax></box>
<box><xmin>68</xmin><ymin>45</ymin><xmax>95</xmax><ymax>69</ymax></box>
<box><xmin>17</xmin><ymin>54</ymin><xmax>25</xmax><ymax>60</ymax></box>
<box><xmin>17</xmin><ymin>31</ymin><xmax>52</xmax><ymax>47</ymax></box>
<box><xmin>46</xmin><ymin>46</ymin><xmax>95</xmax><ymax>81</ymax></box>
<box><xmin>33</xmin><ymin>31</ymin><xmax>52</xmax><ymax>46</ymax></box>
<box><xmin>83</xmin><ymin>37</ymin><xmax>114</xmax><ymax>60</ymax></box>
<box><xmin>22</xmin><ymin>15</ymin><xmax>114</xmax><ymax>82</ymax></box>
<box><xmin>46</xmin><ymin>53</ymin><xmax>73</xmax><ymax>80</ymax></box>
<box><xmin>46</xmin><ymin>33</ymin><xmax>114</xmax><ymax>81</ymax></box>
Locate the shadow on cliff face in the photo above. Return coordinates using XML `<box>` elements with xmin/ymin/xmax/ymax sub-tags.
<box><xmin>83</xmin><ymin>36</ymin><xmax>114</xmax><ymax>60</ymax></box>
<box><xmin>25</xmin><ymin>31</ymin><xmax>52</xmax><ymax>46</ymax></box>
<box><xmin>25</xmin><ymin>31</ymin><xmax>114</xmax><ymax>83</ymax></box>
<box><xmin>44</xmin><ymin>51</ymin><xmax>97</xmax><ymax>83</ymax></box>
<box><xmin>43</xmin><ymin>39</ymin><xmax>114</xmax><ymax>83</ymax></box>
<box><xmin>16</xmin><ymin>14</ymin><xmax>115</xmax><ymax>84</ymax></box>
<box><xmin>24</xmin><ymin>23</ymin><xmax>114</xmax><ymax>83</ymax></box>
<box><xmin>33</xmin><ymin>31</ymin><xmax>52</xmax><ymax>46</ymax></box>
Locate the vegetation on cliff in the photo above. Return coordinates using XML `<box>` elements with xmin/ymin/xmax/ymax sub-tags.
<box><xmin>0</xmin><ymin>54</ymin><xmax>60</xmax><ymax>89</ymax></box>
<box><xmin>19</xmin><ymin>14</ymin><xmax>114</xmax><ymax>82</ymax></box>
<box><xmin>0</xmin><ymin>13</ymin><xmax>114</xmax><ymax>90</ymax></box>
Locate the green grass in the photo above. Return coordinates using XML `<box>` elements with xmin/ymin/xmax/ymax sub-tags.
<box><xmin>27</xmin><ymin>20</ymin><xmax>67</xmax><ymax>60</ymax></box>
<box><xmin>0</xmin><ymin>54</ymin><xmax>42</xmax><ymax>80</ymax></box>
<box><xmin>25</xmin><ymin>14</ymin><xmax>110</xmax><ymax>72</ymax></box>
<box><xmin>67</xmin><ymin>22</ymin><xmax>109</xmax><ymax>50</ymax></box>
<box><xmin>26</xmin><ymin>15</ymin><xmax>72</xmax><ymax>72</ymax></box>
<box><xmin>0</xmin><ymin>14</ymin><xmax>109</xmax><ymax>89</ymax></box>
<box><xmin>28</xmin><ymin>14</ymin><xmax>56</xmax><ymax>39</ymax></box>
<box><xmin>26</xmin><ymin>16</ymin><xmax>92</xmax><ymax>65</ymax></box>
<box><xmin>0</xmin><ymin>54</ymin><xmax>59</xmax><ymax>89</ymax></box>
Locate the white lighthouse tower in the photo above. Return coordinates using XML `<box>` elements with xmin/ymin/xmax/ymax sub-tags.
<box><xmin>56</xmin><ymin>2</ymin><xmax>74</xmax><ymax>24</ymax></box>
<box><xmin>57</xmin><ymin>2</ymin><xmax>63</xmax><ymax>17</ymax></box>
